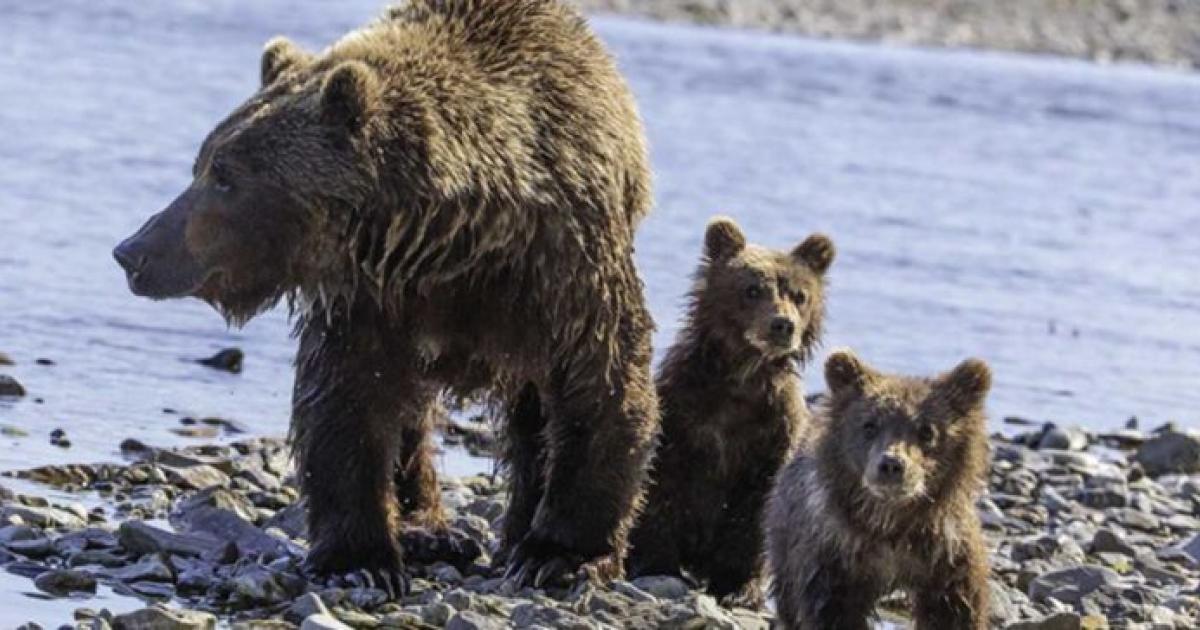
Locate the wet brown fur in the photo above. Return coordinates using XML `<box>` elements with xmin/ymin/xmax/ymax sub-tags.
<box><xmin>626</xmin><ymin>218</ymin><xmax>834</xmax><ymax>606</ymax></box>
<box><xmin>766</xmin><ymin>351</ymin><xmax>991</xmax><ymax>629</ymax></box>
<box><xmin>162</xmin><ymin>0</ymin><xmax>658</xmax><ymax>580</ymax></box>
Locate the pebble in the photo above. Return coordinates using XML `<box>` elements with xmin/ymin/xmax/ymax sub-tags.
<box><xmin>33</xmin><ymin>568</ymin><xmax>97</xmax><ymax>596</ymax></box>
<box><xmin>196</xmin><ymin>348</ymin><xmax>243</xmax><ymax>374</ymax></box>
<box><xmin>1135</xmin><ymin>430</ymin><xmax>1200</xmax><ymax>477</ymax></box>
<box><xmin>111</xmin><ymin>605</ymin><xmax>216</xmax><ymax>630</ymax></box>
<box><xmin>0</xmin><ymin>374</ymin><xmax>26</xmax><ymax>397</ymax></box>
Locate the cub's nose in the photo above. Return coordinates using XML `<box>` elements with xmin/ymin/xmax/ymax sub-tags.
<box><xmin>113</xmin><ymin>241</ymin><xmax>146</xmax><ymax>275</ymax></box>
<box><xmin>769</xmin><ymin>317</ymin><xmax>796</xmax><ymax>340</ymax></box>
<box><xmin>877</xmin><ymin>455</ymin><xmax>906</xmax><ymax>482</ymax></box>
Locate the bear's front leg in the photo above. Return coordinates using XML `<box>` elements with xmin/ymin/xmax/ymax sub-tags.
<box><xmin>505</xmin><ymin>344</ymin><xmax>659</xmax><ymax>588</ymax></box>
<box><xmin>913</xmin><ymin>535</ymin><xmax>990</xmax><ymax>630</ymax></box>
<box><xmin>292</xmin><ymin>309</ymin><xmax>426</xmax><ymax>595</ymax></box>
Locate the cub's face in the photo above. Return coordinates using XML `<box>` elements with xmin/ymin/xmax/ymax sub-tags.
<box><xmin>113</xmin><ymin>38</ymin><xmax>382</xmax><ymax>324</ymax></box>
<box><xmin>823</xmin><ymin>351</ymin><xmax>991</xmax><ymax>504</ymax></box>
<box><xmin>697</xmin><ymin>218</ymin><xmax>834</xmax><ymax>362</ymax></box>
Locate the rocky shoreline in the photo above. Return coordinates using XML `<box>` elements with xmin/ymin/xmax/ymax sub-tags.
<box><xmin>575</xmin><ymin>0</ymin><xmax>1200</xmax><ymax>70</ymax></box>
<box><xmin>0</xmin><ymin>419</ymin><xmax>1196</xmax><ymax>629</ymax></box>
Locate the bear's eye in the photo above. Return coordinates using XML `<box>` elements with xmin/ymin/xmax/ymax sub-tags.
<box><xmin>210</xmin><ymin>160</ymin><xmax>234</xmax><ymax>194</ymax></box>
<box><xmin>918</xmin><ymin>425</ymin><xmax>937</xmax><ymax>445</ymax></box>
<box><xmin>795</xmin><ymin>290</ymin><xmax>807</xmax><ymax>305</ymax></box>
<box><xmin>862</xmin><ymin>419</ymin><xmax>879</xmax><ymax>438</ymax></box>
<box><xmin>745</xmin><ymin>285</ymin><xmax>764</xmax><ymax>300</ymax></box>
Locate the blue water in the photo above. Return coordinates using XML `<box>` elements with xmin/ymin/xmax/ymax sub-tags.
<box><xmin>0</xmin><ymin>1</ymin><xmax>1198</xmax><ymax>624</ymax></box>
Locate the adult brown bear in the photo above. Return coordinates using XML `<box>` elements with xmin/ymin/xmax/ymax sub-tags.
<box><xmin>113</xmin><ymin>0</ymin><xmax>658</xmax><ymax>590</ymax></box>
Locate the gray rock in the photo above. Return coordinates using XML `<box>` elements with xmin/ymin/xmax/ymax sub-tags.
<box><xmin>1135</xmin><ymin>430</ymin><xmax>1200</xmax><ymax>477</ymax></box>
<box><xmin>263</xmin><ymin>501</ymin><xmax>306</xmax><ymax>540</ymax></box>
<box><xmin>176</xmin><ymin>506</ymin><xmax>290</xmax><ymax>558</ymax></box>
<box><xmin>631</xmin><ymin>575</ymin><xmax>691</xmax><ymax>600</ymax></box>
<box><xmin>1</xmin><ymin>505</ymin><xmax>87</xmax><ymax>529</ymax></box>
<box><xmin>160</xmin><ymin>465</ymin><xmax>230</xmax><ymax>491</ymax></box>
<box><xmin>226</xmin><ymin>564</ymin><xmax>300</xmax><ymax>606</ymax></box>
<box><xmin>511</xmin><ymin>603</ymin><xmax>593</xmax><ymax>629</ymax></box>
<box><xmin>118</xmin><ymin>521</ymin><xmax>217</xmax><ymax>558</ymax></box>
<box><xmin>1036</xmin><ymin>425</ymin><xmax>1089</xmax><ymax>451</ymax></box>
<box><xmin>171</xmin><ymin>488</ymin><xmax>257</xmax><ymax>528</ymax></box>
<box><xmin>1091</xmin><ymin>528</ymin><xmax>1137</xmax><ymax>557</ymax></box>
<box><xmin>105</xmin><ymin>554</ymin><xmax>175</xmax><ymax>583</ymax></box>
<box><xmin>420</xmin><ymin>602</ymin><xmax>456</xmax><ymax>626</ymax></box>
<box><xmin>446</xmin><ymin>611</ymin><xmax>506</xmax><ymax>630</ymax></box>
<box><xmin>288</xmin><ymin>593</ymin><xmax>330</xmax><ymax>622</ymax></box>
<box><xmin>0</xmin><ymin>374</ymin><xmax>26</xmax><ymax>397</ymax></box>
<box><xmin>8</xmin><ymin>536</ymin><xmax>56</xmax><ymax>558</ymax></box>
<box><xmin>297</xmin><ymin>615</ymin><xmax>349</xmax><ymax>630</ymax></box>
<box><xmin>1028</xmin><ymin>565</ymin><xmax>1121</xmax><ymax>606</ymax></box>
<box><xmin>1004</xmin><ymin>612</ymin><xmax>1082</xmax><ymax>630</ymax></box>
<box><xmin>111</xmin><ymin>605</ymin><xmax>216</xmax><ymax>630</ymax></box>
<box><xmin>33</xmin><ymin>568</ymin><xmax>97</xmax><ymax>596</ymax></box>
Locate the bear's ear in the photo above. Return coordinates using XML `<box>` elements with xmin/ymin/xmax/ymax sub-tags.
<box><xmin>261</xmin><ymin>37</ymin><xmax>311</xmax><ymax>87</ymax></box>
<box><xmin>793</xmin><ymin>233</ymin><xmax>835</xmax><ymax>275</ymax></box>
<box><xmin>320</xmin><ymin>61</ymin><xmax>381</xmax><ymax>132</ymax></box>
<box><xmin>824</xmin><ymin>349</ymin><xmax>876</xmax><ymax>397</ymax></box>
<box><xmin>935</xmin><ymin>358</ymin><xmax>992</xmax><ymax>417</ymax></box>
<box><xmin>705</xmin><ymin>216</ymin><xmax>746</xmax><ymax>262</ymax></box>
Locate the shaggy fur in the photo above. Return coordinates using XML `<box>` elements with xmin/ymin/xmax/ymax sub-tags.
<box><xmin>625</xmin><ymin>218</ymin><xmax>834</xmax><ymax>605</ymax></box>
<box><xmin>115</xmin><ymin>0</ymin><xmax>658</xmax><ymax>587</ymax></box>
<box><xmin>766</xmin><ymin>351</ymin><xmax>992</xmax><ymax>629</ymax></box>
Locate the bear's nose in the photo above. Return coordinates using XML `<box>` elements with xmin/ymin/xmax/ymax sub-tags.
<box><xmin>769</xmin><ymin>317</ymin><xmax>795</xmax><ymax>339</ymax></box>
<box><xmin>877</xmin><ymin>455</ymin><xmax>906</xmax><ymax>482</ymax></box>
<box><xmin>113</xmin><ymin>241</ymin><xmax>147</xmax><ymax>275</ymax></box>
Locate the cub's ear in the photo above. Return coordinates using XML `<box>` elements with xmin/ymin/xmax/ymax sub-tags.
<box><xmin>261</xmin><ymin>37</ymin><xmax>311</xmax><ymax>87</ymax></box>
<box><xmin>321</xmin><ymin>61</ymin><xmax>381</xmax><ymax>132</ymax></box>
<box><xmin>824</xmin><ymin>349</ymin><xmax>876</xmax><ymax>397</ymax></box>
<box><xmin>936</xmin><ymin>358</ymin><xmax>992</xmax><ymax>416</ymax></box>
<box><xmin>705</xmin><ymin>216</ymin><xmax>746</xmax><ymax>262</ymax></box>
<box><xmin>793</xmin><ymin>233</ymin><xmax>835</xmax><ymax>275</ymax></box>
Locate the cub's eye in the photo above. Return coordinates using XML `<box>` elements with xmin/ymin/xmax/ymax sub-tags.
<box><xmin>918</xmin><ymin>425</ymin><xmax>937</xmax><ymax>445</ymax></box>
<box><xmin>210</xmin><ymin>160</ymin><xmax>234</xmax><ymax>194</ymax></box>
<box><xmin>745</xmin><ymin>285</ymin><xmax>764</xmax><ymax>300</ymax></box>
<box><xmin>795</xmin><ymin>290</ymin><xmax>807</xmax><ymax>305</ymax></box>
<box><xmin>862</xmin><ymin>420</ymin><xmax>879</xmax><ymax>438</ymax></box>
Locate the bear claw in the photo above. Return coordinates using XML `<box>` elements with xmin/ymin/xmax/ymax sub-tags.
<box><xmin>503</xmin><ymin>541</ymin><xmax>579</xmax><ymax>589</ymax></box>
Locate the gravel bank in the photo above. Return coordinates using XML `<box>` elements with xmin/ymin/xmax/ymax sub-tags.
<box><xmin>0</xmin><ymin>419</ymin><xmax>1197</xmax><ymax>629</ymax></box>
<box><xmin>576</xmin><ymin>0</ymin><xmax>1200</xmax><ymax>69</ymax></box>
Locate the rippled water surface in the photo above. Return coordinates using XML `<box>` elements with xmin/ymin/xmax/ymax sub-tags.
<box><xmin>1</xmin><ymin>1</ymin><xmax>1199</xmax><ymax>625</ymax></box>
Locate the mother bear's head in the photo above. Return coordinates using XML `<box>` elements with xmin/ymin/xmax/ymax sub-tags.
<box><xmin>113</xmin><ymin>37</ymin><xmax>406</xmax><ymax>324</ymax></box>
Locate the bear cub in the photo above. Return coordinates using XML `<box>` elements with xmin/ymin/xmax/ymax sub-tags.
<box><xmin>626</xmin><ymin>217</ymin><xmax>835</xmax><ymax>605</ymax></box>
<box><xmin>766</xmin><ymin>350</ymin><xmax>992</xmax><ymax>629</ymax></box>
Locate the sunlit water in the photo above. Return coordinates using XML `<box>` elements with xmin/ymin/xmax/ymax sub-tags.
<box><xmin>1</xmin><ymin>1</ymin><xmax>1199</xmax><ymax>626</ymax></box>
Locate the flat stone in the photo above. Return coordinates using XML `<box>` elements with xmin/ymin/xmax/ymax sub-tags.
<box><xmin>299</xmin><ymin>615</ymin><xmax>351</xmax><ymax>630</ymax></box>
<box><xmin>118</xmin><ymin>521</ymin><xmax>217</xmax><ymax>558</ymax></box>
<box><xmin>33</xmin><ymin>568</ymin><xmax>97</xmax><ymax>596</ymax></box>
<box><xmin>160</xmin><ymin>465</ymin><xmax>230</xmax><ymax>491</ymax></box>
<box><xmin>631</xmin><ymin>575</ymin><xmax>691</xmax><ymax>600</ymax></box>
<box><xmin>1</xmin><ymin>505</ymin><xmax>87</xmax><ymax>529</ymax></box>
<box><xmin>171</xmin><ymin>488</ymin><xmax>257</xmax><ymax>529</ymax></box>
<box><xmin>1091</xmin><ymin>528</ymin><xmax>1136</xmax><ymax>557</ymax></box>
<box><xmin>1135</xmin><ymin>430</ymin><xmax>1200</xmax><ymax>477</ymax></box>
<box><xmin>1005</xmin><ymin>612</ymin><xmax>1082</xmax><ymax>630</ymax></box>
<box><xmin>446</xmin><ymin>611</ymin><xmax>506</xmax><ymax>630</ymax></box>
<box><xmin>288</xmin><ymin>593</ymin><xmax>331</xmax><ymax>622</ymax></box>
<box><xmin>111</xmin><ymin>605</ymin><xmax>216</xmax><ymax>630</ymax></box>
<box><xmin>105</xmin><ymin>554</ymin><xmax>174</xmax><ymax>582</ymax></box>
<box><xmin>1028</xmin><ymin>565</ymin><xmax>1121</xmax><ymax>606</ymax></box>
<box><xmin>179</xmin><ymin>506</ymin><xmax>291</xmax><ymax>558</ymax></box>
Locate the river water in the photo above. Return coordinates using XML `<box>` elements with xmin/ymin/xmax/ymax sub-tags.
<box><xmin>1</xmin><ymin>1</ymin><xmax>1198</xmax><ymax>625</ymax></box>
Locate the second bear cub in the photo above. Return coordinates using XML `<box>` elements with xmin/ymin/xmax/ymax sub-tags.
<box><xmin>766</xmin><ymin>350</ymin><xmax>992</xmax><ymax>629</ymax></box>
<box><xmin>626</xmin><ymin>217</ymin><xmax>834</xmax><ymax>604</ymax></box>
